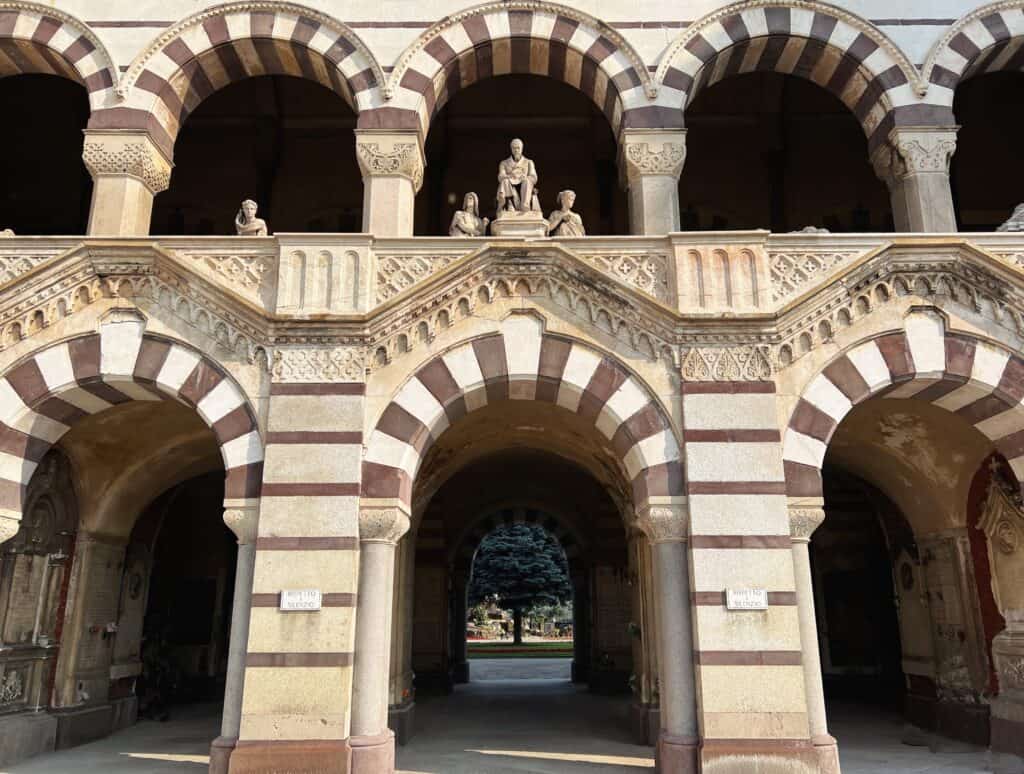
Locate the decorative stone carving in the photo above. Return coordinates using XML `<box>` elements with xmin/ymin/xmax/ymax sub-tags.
<box><xmin>770</xmin><ymin>251</ymin><xmax>858</xmax><ymax>303</ymax></box>
<box><xmin>977</xmin><ymin>469</ymin><xmax>1024</xmax><ymax>616</ymax></box>
<box><xmin>496</xmin><ymin>139</ymin><xmax>540</xmax><ymax>215</ymax></box>
<box><xmin>635</xmin><ymin>505</ymin><xmax>689</xmax><ymax>544</ymax></box>
<box><xmin>547</xmin><ymin>191</ymin><xmax>586</xmax><ymax>237</ymax></box>
<box><xmin>272</xmin><ymin>346</ymin><xmax>365</xmax><ymax>383</ymax></box>
<box><xmin>359</xmin><ymin>507</ymin><xmax>411</xmax><ymax>544</ymax></box>
<box><xmin>872</xmin><ymin>129</ymin><xmax>957</xmax><ymax>185</ymax></box>
<box><xmin>998</xmin><ymin>204</ymin><xmax>1024</xmax><ymax>233</ymax></box>
<box><xmin>356</xmin><ymin>141</ymin><xmax>424</xmax><ymax>192</ymax></box>
<box><xmin>579</xmin><ymin>252</ymin><xmax>669</xmax><ymax>302</ymax></box>
<box><xmin>235</xmin><ymin>199</ymin><xmax>269</xmax><ymax>237</ymax></box>
<box><xmin>376</xmin><ymin>253</ymin><xmax>462</xmax><ymax>303</ymax></box>
<box><xmin>449</xmin><ymin>193</ymin><xmax>489</xmax><ymax>237</ymax></box>
<box><xmin>201</xmin><ymin>253</ymin><xmax>273</xmax><ymax>291</ymax></box>
<box><xmin>788</xmin><ymin>507</ymin><xmax>825</xmax><ymax>543</ymax></box>
<box><xmin>791</xmin><ymin>226</ymin><xmax>830</xmax><ymax>234</ymax></box>
<box><xmin>223</xmin><ymin>506</ymin><xmax>259</xmax><ymax>546</ymax></box>
<box><xmin>0</xmin><ymin>255</ymin><xmax>47</xmax><ymax>286</ymax></box>
<box><xmin>622</xmin><ymin>141</ymin><xmax>686</xmax><ymax>181</ymax></box>
<box><xmin>0</xmin><ymin>671</ymin><xmax>23</xmax><ymax>704</ymax></box>
<box><xmin>81</xmin><ymin>133</ymin><xmax>172</xmax><ymax>194</ymax></box>
<box><xmin>1</xmin><ymin>229</ymin><xmax>13</xmax><ymax>237</ymax></box>
<box><xmin>680</xmin><ymin>345</ymin><xmax>773</xmax><ymax>381</ymax></box>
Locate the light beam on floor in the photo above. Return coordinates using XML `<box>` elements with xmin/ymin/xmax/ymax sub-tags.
<box><xmin>466</xmin><ymin>749</ymin><xmax>655</xmax><ymax>768</ymax></box>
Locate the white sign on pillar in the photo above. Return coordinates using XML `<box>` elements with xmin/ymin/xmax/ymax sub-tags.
<box><xmin>279</xmin><ymin>589</ymin><xmax>322</xmax><ymax>611</ymax></box>
<box><xmin>725</xmin><ymin>588</ymin><xmax>768</xmax><ymax>611</ymax></box>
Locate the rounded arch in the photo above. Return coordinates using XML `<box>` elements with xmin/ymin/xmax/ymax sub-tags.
<box><xmin>104</xmin><ymin>1</ymin><xmax>384</xmax><ymax>158</ymax></box>
<box><xmin>783</xmin><ymin>312</ymin><xmax>1024</xmax><ymax>499</ymax></box>
<box><xmin>924</xmin><ymin>0</ymin><xmax>1024</xmax><ymax>99</ymax></box>
<box><xmin>362</xmin><ymin>323</ymin><xmax>682</xmax><ymax>513</ymax></box>
<box><xmin>0</xmin><ymin>323</ymin><xmax>264</xmax><ymax>532</ymax></box>
<box><xmin>374</xmin><ymin>0</ymin><xmax>659</xmax><ymax>139</ymax></box>
<box><xmin>0</xmin><ymin>1</ymin><xmax>117</xmax><ymax>110</ymax></box>
<box><xmin>655</xmin><ymin>0</ymin><xmax>923</xmax><ymax>150</ymax></box>
<box><xmin>450</xmin><ymin>503</ymin><xmax>585</xmax><ymax>568</ymax></box>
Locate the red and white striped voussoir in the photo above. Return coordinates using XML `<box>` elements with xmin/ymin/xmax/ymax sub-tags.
<box><xmin>927</xmin><ymin>5</ymin><xmax>1024</xmax><ymax>98</ymax></box>
<box><xmin>113</xmin><ymin>3</ymin><xmax>381</xmax><ymax>155</ymax></box>
<box><xmin>380</xmin><ymin>4</ymin><xmax>653</xmax><ymax>137</ymax></box>
<box><xmin>0</xmin><ymin>4</ymin><xmax>117</xmax><ymax>109</ymax></box>
<box><xmin>655</xmin><ymin>4</ymin><xmax>922</xmax><ymax>151</ymax></box>
<box><xmin>0</xmin><ymin>331</ymin><xmax>264</xmax><ymax>518</ymax></box>
<box><xmin>784</xmin><ymin>320</ymin><xmax>1024</xmax><ymax>497</ymax></box>
<box><xmin>362</xmin><ymin>330</ymin><xmax>682</xmax><ymax>507</ymax></box>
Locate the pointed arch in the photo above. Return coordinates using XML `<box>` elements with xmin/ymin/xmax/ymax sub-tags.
<box><xmin>367</xmin><ymin>0</ymin><xmax>660</xmax><ymax>139</ymax></box>
<box><xmin>96</xmin><ymin>1</ymin><xmax>384</xmax><ymax>158</ymax></box>
<box><xmin>655</xmin><ymin>0</ymin><xmax>927</xmax><ymax>150</ymax></box>
<box><xmin>0</xmin><ymin>1</ymin><xmax>118</xmax><ymax>110</ymax></box>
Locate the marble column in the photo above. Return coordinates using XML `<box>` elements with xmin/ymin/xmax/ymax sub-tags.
<box><xmin>209</xmin><ymin>504</ymin><xmax>259</xmax><ymax>774</ymax></box>
<box><xmin>619</xmin><ymin>129</ymin><xmax>686</xmax><ymax>235</ymax></box>
<box><xmin>450</xmin><ymin>567</ymin><xmax>470</xmax><ymax>684</ymax></box>
<box><xmin>355</xmin><ymin>131</ymin><xmax>424</xmax><ymax>237</ymax></box>
<box><xmin>636</xmin><ymin>504</ymin><xmax>698</xmax><ymax>774</ymax></box>
<box><xmin>788</xmin><ymin>499</ymin><xmax>840</xmax><ymax>773</ymax></box>
<box><xmin>351</xmin><ymin>505</ymin><xmax>410</xmax><ymax>774</ymax></box>
<box><xmin>871</xmin><ymin>127</ymin><xmax>958</xmax><ymax>233</ymax></box>
<box><xmin>82</xmin><ymin>131</ymin><xmax>172</xmax><ymax>236</ymax></box>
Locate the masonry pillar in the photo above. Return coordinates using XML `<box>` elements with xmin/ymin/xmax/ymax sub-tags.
<box><xmin>571</xmin><ymin>570</ymin><xmax>590</xmax><ymax>683</ymax></box>
<box><xmin>82</xmin><ymin>131</ymin><xmax>172</xmax><ymax>236</ymax></box>
<box><xmin>635</xmin><ymin>503</ymin><xmax>698</xmax><ymax>774</ymax></box>
<box><xmin>619</xmin><ymin>130</ymin><xmax>686</xmax><ymax>235</ymax></box>
<box><xmin>209</xmin><ymin>503</ymin><xmax>259</xmax><ymax>774</ymax></box>
<box><xmin>450</xmin><ymin>567</ymin><xmax>470</xmax><ymax>684</ymax></box>
<box><xmin>350</xmin><ymin>504</ymin><xmax>410</xmax><ymax>774</ymax></box>
<box><xmin>788</xmin><ymin>498</ymin><xmax>840</xmax><ymax>773</ymax></box>
<box><xmin>387</xmin><ymin>532</ymin><xmax>416</xmax><ymax>744</ymax></box>
<box><xmin>871</xmin><ymin>127</ymin><xmax>958</xmax><ymax>233</ymax></box>
<box><xmin>355</xmin><ymin>131</ymin><xmax>424</xmax><ymax>237</ymax></box>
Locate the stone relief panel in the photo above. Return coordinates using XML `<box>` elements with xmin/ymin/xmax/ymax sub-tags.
<box><xmin>166</xmin><ymin>240</ymin><xmax>278</xmax><ymax>309</ymax></box>
<box><xmin>277</xmin><ymin>240</ymin><xmax>368</xmax><ymax>314</ymax></box>
<box><xmin>578</xmin><ymin>252</ymin><xmax>670</xmax><ymax>303</ymax></box>
<box><xmin>680</xmin><ymin>346</ymin><xmax>774</xmax><ymax>381</ymax></box>
<box><xmin>0</xmin><ymin>241</ymin><xmax>79</xmax><ymax>288</ymax></box>
<box><xmin>271</xmin><ymin>346</ymin><xmax>366</xmax><ymax>383</ymax></box>
<box><xmin>677</xmin><ymin>245</ymin><xmax>765</xmax><ymax>311</ymax></box>
<box><xmin>770</xmin><ymin>250</ymin><xmax>862</xmax><ymax>304</ymax></box>
<box><xmin>377</xmin><ymin>253</ymin><xmax>463</xmax><ymax>304</ymax></box>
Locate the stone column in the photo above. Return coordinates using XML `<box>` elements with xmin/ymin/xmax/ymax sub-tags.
<box><xmin>351</xmin><ymin>504</ymin><xmax>411</xmax><ymax>774</ymax></box>
<box><xmin>871</xmin><ymin>126</ymin><xmax>958</xmax><ymax>233</ymax></box>
<box><xmin>571</xmin><ymin>570</ymin><xmax>590</xmax><ymax>683</ymax></box>
<box><xmin>619</xmin><ymin>129</ymin><xmax>686</xmax><ymax>235</ymax></box>
<box><xmin>636</xmin><ymin>503</ymin><xmax>698</xmax><ymax>774</ymax></box>
<box><xmin>788</xmin><ymin>499</ymin><xmax>840</xmax><ymax>773</ymax></box>
<box><xmin>355</xmin><ymin>131</ymin><xmax>424</xmax><ymax>237</ymax></box>
<box><xmin>450</xmin><ymin>567</ymin><xmax>470</xmax><ymax>684</ymax></box>
<box><xmin>82</xmin><ymin>131</ymin><xmax>172</xmax><ymax>236</ymax></box>
<box><xmin>209</xmin><ymin>504</ymin><xmax>259</xmax><ymax>774</ymax></box>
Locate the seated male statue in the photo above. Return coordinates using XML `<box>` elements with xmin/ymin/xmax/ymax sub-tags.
<box><xmin>496</xmin><ymin>138</ymin><xmax>540</xmax><ymax>215</ymax></box>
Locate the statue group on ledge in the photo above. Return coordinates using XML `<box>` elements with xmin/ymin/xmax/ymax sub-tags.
<box><xmin>449</xmin><ymin>138</ymin><xmax>585</xmax><ymax>238</ymax></box>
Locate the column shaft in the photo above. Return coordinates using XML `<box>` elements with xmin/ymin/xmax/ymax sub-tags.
<box><xmin>221</xmin><ymin>542</ymin><xmax>256</xmax><ymax>738</ymax></box>
<box><xmin>353</xmin><ymin>541</ymin><xmax>397</xmax><ymax>737</ymax></box>
<box><xmin>356</xmin><ymin>131</ymin><xmax>423</xmax><ymax>237</ymax></box>
<box><xmin>872</xmin><ymin>127</ymin><xmax>957</xmax><ymax>233</ymax></box>
<box><xmin>651</xmin><ymin>541</ymin><xmax>698</xmax><ymax>744</ymax></box>
<box><xmin>792</xmin><ymin>541</ymin><xmax>828</xmax><ymax>740</ymax></box>
<box><xmin>451</xmin><ymin>573</ymin><xmax>469</xmax><ymax>683</ymax></box>
<box><xmin>82</xmin><ymin>131</ymin><xmax>172</xmax><ymax>236</ymax></box>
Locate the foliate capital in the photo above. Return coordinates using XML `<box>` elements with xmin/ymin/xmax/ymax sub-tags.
<box><xmin>359</xmin><ymin>505</ymin><xmax>411</xmax><ymax>544</ymax></box>
<box><xmin>788</xmin><ymin>498</ymin><xmax>825</xmax><ymax>543</ymax></box>
<box><xmin>223</xmin><ymin>503</ymin><xmax>259</xmax><ymax>545</ymax></box>
<box><xmin>635</xmin><ymin>502</ymin><xmax>689</xmax><ymax>544</ymax></box>
<box><xmin>619</xmin><ymin>130</ymin><xmax>687</xmax><ymax>186</ymax></box>
<box><xmin>82</xmin><ymin>130</ymin><xmax>173</xmax><ymax>194</ymax></box>
<box><xmin>871</xmin><ymin>127</ymin><xmax>957</xmax><ymax>186</ymax></box>
<box><xmin>355</xmin><ymin>131</ymin><xmax>424</xmax><ymax>193</ymax></box>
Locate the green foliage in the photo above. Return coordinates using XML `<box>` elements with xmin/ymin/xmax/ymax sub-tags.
<box><xmin>468</xmin><ymin>524</ymin><xmax>572</xmax><ymax>613</ymax></box>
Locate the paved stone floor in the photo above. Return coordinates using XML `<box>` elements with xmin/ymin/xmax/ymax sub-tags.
<box><xmin>2</xmin><ymin>659</ymin><xmax>1000</xmax><ymax>773</ymax></box>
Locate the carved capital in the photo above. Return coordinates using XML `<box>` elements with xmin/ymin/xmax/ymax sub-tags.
<box><xmin>355</xmin><ymin>132</ymin><xmax>424</xmax><ymax>193</ymax></box>
<box><xmin>82</xmin><ymin>131</ymin><xmax>173</xmax><ymax>194</ymax></box>
<box><xmin>788</xmin><ymin>499</ymin><xmax>825</xmax><ymax>543</ymax></box>
<box><xmin>223</xmin><ymin>505</ymin><xmax>259</xmax><ymax>546</ymax></box>
<box><xmin>635</xmin><ymin>503</ymin><xmax>689</xmax><ymax>544</ymax></box>
<box><xmin>359</xmin><ymin>506</ymin><xmax>411</xmax><ymax>544</ymax></box>
<box><xmin>620</xmin><ymin>130</ymin><xmax>687</xmax><ymax>185</ymax></box>
<box><xmin>0</xmin><ymin>514</ymin><xmax>20</xmax><ymax>546</ymax></box>
<box><xmin>271</xmin><ymin>346</ymin><xmax>365</xmax><ymax>383</ymax></box>
<box><xmin>680</xmin><ymin>345</ymin><xmax>773</xmax><ymax>381</ymax></box>
<box><xmin>872</xmin><ymin>128</ymin><xmax>958</xmax><ymax>187</ymax></box>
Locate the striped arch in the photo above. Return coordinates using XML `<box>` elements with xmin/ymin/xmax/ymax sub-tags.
<box><xmin>0</xmin><ymin>326</ymin><xmax>264</xmax><ymax>527</ymax></box>
<box><xmin>924</xmin><ymin>1</ymin><xmax>1024</xmax><ymax>102</ymax></box>
<box><xmin>372</xmin><ymin>0</ymin><xmax>660</xmax><ymax>138</ymax></box>
<box><xmin>783</xmin><ymin>314</ymin><xmax>1024</xmax><ymax>499</ymax></box>
<box><xmin>0</xmin><ymin>2</ymin><xmax>118</xmax><ymax>109</ymax></box>
<box><xmin>362</xmin><ymin>328</ymin><xmax>682</xmax><ymax>512</ymax></box>
<box><xmin>452</xmin><ymin>506</ymin><xmax>583</xmax><ymax>568</ymax></box>
<box><xmin>103</xmin><ymin>2</ymin><xmax>383</xmax><ymax>157</ymax></box>
<box><xmin>655</xmin><ymin>1</ymin><xmax>924</xmax><ymax>151</ymax></box>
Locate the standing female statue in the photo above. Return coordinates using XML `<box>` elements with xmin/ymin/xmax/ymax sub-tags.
<box><xmin>234</xmin><ymin>199</ymin><xmax>269</xmax><ymax>236</ymax></box>
<box><xmin>546</xmin><ymin>190</ymin><xmax>585</xmax><ymax>236</ymax></box>
<box><xmin>449</xmin><ymin>192</ymin><xmax>489</xmax><ymax>236</ymax></box>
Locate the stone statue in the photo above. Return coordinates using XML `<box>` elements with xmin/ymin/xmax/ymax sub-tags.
<box><xmin>496</xmin><ymin>138</ymin><xmax>540</xmax><ymax>214</ymax></box>
<box><xmin>546</xmin><ymin>190</ymin><xmax>585</xmax><ymax>237</ymax></box>
<box><xmin>0</xmin><ymin>229</ymin><xmax>13</xmax><ymax>237</ymax></box>
<box><xmin>998</xmin><ymin>203</ymin><xmax>1024</xmax><ymax>232</ymax></box>
<box><xmin>235</xmin><ymin>199</ymin><xmax>268</xmax><ymax>236</ymax></box>
<box><xmin>449</xmin><ymin>192</ymin><xmax>489</xmax><ymax>236</ymax></box>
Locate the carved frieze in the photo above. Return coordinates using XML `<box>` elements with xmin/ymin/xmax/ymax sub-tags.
<box><xmin>680</xmin><ymin>345</ymin><xmax>773</xmax><ymax>381</ymax></box>
<box><xmin>271</xmin><ymin>346</ymin><xmax>365</xmax><ymax>383</ymax></box>
<box><xmin>356</xmin><ymin>140</ymin><xmax>424</xmax><ymax>192</ymax></box>
<box><xmin>770</xmin><ymin>251</ymin><xmax>859</xmax><ymax>303</ymax></box>
<box><xmin>579</xmin><ymin>252</ymin><xmax>670</xmax><ymax>303</ymax></box>
<box><xmin>622</xmin><ymin>141</ymin><xmax>686</xmax><ymax>181</ymax></box>
<box><xmin>81</xmin><ymin>134</ymin><xmax>172</xmax><ymax>194</ymax></box>
<box><xmin>377</xmin><ymin>254</ymin><xmax>461</xmax><ymax>303</ymax></box>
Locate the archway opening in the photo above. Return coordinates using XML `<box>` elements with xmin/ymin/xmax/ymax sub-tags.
<box><xmin>153</xmin><ymin>74</ymin><xmax>360</xmax><ymax>235</ymax></box>
<box><xmin>0</xmin><ymin>74</ymin><xmax>91</xmax><ymax>234</ymax></box>
<box><xmin>679</xmin><ymin>72</ymin><xmax>891</xmax><ymax>232</ymax></box>
<box><xmin>415</xmin><ymin>74</ymin><xmax>628</xmax><ymax>236</ymax></box>
<box><xmin>951</xmin><ymin>72</ymin><xmax>1024</xmax><ymax>230</ymax></box>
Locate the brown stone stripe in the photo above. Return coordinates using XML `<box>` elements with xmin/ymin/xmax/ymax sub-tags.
<box><xmin>875</xmin><ymin>332</ymin><xmax>915</xmax><ymax>381</ymax></box>
<box><xmin>251</xmin><ymin>592</ymin><xmax>356</xmax><ymax>607</ymax></box>
<box><xmin>695</xmin><ymin>650</ymin><xmax>802</xmax><ymax>666</ymax></box>
<box><xmin>213</xmin><ymin>405</ymin><xmax>257</xmax><ymax>445</ymax></box>
<box><xmin>245</xmin><ymin>652</ymin><xmax>353</xmax><ymax>667</ymax></box>
<box><xmin>823</xmin><ymin>356</ymin><xmax>871</xmax><ymax>403</ymax></box>
<box><xmin>788</xmin><ymin>398</ymin><xmax>836</xmax><ymax>443</ymax></box>
<box><xmin>225</xmin><ymin>462</ymin><xmax>263</xmax><ymax>499</ymax></box>
<box><xmin>256</xmin><ymin>536</ymin><xmax>358</xmax><ymax>550</ymax></box>
<box><xmin>684</xmin><ymin>429</ymin><xmax>780</xmax><ymax>442</ymax></box>
<box><xmin>693</xmin><ymin>591</ymin><xmax>797</xmax><ymax>605</ymax></box>
<box><xmin>178</xmin><ymin>360</ymin><xmax>224</xmax><ymax>406</ymax></box>
<box><xmin>266</xmin><ymin>431</ymin><xmax>362</xmax><ymax>444</ymax></box>
<box><xmin>691</xmin><ymin>535</ymin><xmax>791</xmax><ymax>549</ymax></box>
<box><xmin>784</xmin><ymin>459</ymin><xmax>822</xmax><ymax>497</ymax></box>
<box><xmin>536</xmin><ymin>335</ymin><xmax>571</xmax><ymax>403</ymax></box>
<box><xmin>260</xmin><ymin>483</ymin><xmax>360</xmax><ymax>497</ymax></box>
<box><xmin>681</xmin><ymin>381</ymin><xmax>776</xmax><ymax>394</ymax></box>
<box><xmin>578</xmin><ymin>360</ymin><xmax>628</xmax><ymax>421</ymax></box>
<box><xmin>687</xmin><ymin>482</ymin><xmax>787</xmax><ymax>495</ymax></box>
<box><xmin>473</xmin><ymin>335</ymin><xmax>508</xmax><ymax>403</ymax></box>
<box><xmin>270</xmin><ymin>382</ymin><xmax>365</xmax><ymax>395</ymax></box>
<box><xmin>376</xmin><ymin>403</ymin><xmax>431</xmax><ymax>452</ymax></box>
